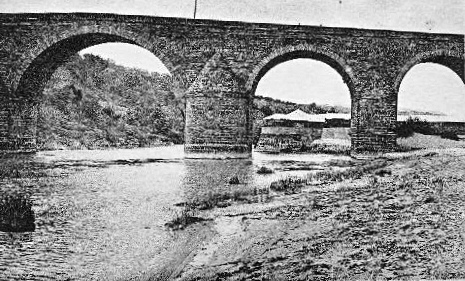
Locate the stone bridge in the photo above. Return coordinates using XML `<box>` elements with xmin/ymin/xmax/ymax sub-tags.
<box><xmin>0</xmin><ymin>13</ymin><xmax>463</xmax><ymax>157</ymax></box>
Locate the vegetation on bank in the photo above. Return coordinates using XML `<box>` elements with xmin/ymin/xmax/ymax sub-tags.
<box><xmin>395</xmin><ymin>117</ymin><xmax>465</xmax><ymax>151</ymax></box>
<box><xmin>303</xmin><ymin>139</ymin><xmax>351</xmax><ymax>155</ymax></box>
<box><xmin>269</xmin><ymin>159</ymin><xmax>388</xmax><ymax>194</ymax></box>
<box><xmin>396</xmin><ymin>117</ymin><xmax>460</xmax><ymax>140</ymax></box>
<box><xmin>37</xmin><ymin>54</ymin><xmax>185</xmax><ymax>150</ymax></box>
<box><xmin>397</xmin><ymin>133</ymin><xmax>465</xmax><ymax>151</ymax></box>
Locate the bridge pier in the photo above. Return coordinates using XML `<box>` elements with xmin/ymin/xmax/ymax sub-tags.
<box><xmin>350</xmin><ymin>81</ymin><xmax>398</xmax><ymax>157</ymax></box>
<box><xmin>0</xmin><ymin>98</ymin><xmax>9</xmax><ymax>150</ymax></box>
<box><xmin>0</xmin><ymin>83</ymin><xmax>36</xmax><ymax>152</ymax></box>
<box><xmin>184</xmin><ymin>54</ymin><xmax>252</xmax><ymax>159</ymax></box>
<box><xmin>2</xmin><ymin>100</ymin><xmax>37</xmax><ymax>152</ymax></box>
<box><xmin>184</xmin><ymin>96</ymin><xmax>252</xmax><ymax>159</ymax></box>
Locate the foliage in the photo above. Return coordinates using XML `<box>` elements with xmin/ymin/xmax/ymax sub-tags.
<box><xmin>257</xmin><ymin>166</ymin><xmax>274</xmax><ymax>174</ymax></box>
<box><xmin>253</xmin><ymin>95</ymin><xmax>350</xmax><ymax>117</ymax></box>
<box><xmin>228</xmin><ymin>176</ymin><xmax>240</xmax><ymax>185</ymax></box>
<box><xmin>184</xmin><ymin>186</ymin><xmax>271</xmax><ymax>211</ymax></box>
<box><xmin>304</xmin><ymin>140</ymin><xmax>351</xmax><ymax>155</ymax></box>
<box><xmin>270</xmin><ymin>177</ymin><xmax>305</xmax><ymax>194</ymax></box>
<box><xmin>37</xmin><ymin>54</ymin><xmax>185</xmax><ymax>150</ymax></box>
<box><xmin>397</xmin><ymin>133</ymin><xmax>465</xmax><ymax>151</ymax></box>
<box><xmin>164</xmin><ymin>205</ymin><xmax>209</xmax><ymax>231</ymax></box>
<box><xmin>269</xmin><ymin>160</ymin><xmax>388</xmax><ymax>194</ymax></box>
<box><xmin>396</xmin><ymin>117</ymin><xmax>435</xmax><ymax>138</ymax></box>
<box><xmin>440</xmin><ymin>131</ymin><xmax>459</xmax><ymax>141</ymax></box>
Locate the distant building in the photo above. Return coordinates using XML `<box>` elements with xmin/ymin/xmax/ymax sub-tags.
<box><xmin>256</xmin><ymin>111</ymin><xmax>465</xmax><ymax>153</ymax></box>
<box><xmin>255</xmin><ymin>110</ymin><xmax>350</xmax><ymax>152</ymax></box>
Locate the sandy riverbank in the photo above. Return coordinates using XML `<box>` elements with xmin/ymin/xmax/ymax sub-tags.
<box><xmin>158</xmin><ymin>149</ymin><xmax>465</xmax><ymax>281</ymax></box>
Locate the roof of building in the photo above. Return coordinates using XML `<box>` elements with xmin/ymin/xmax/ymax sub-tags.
<box><xmin>264</xmin><ymin>109</ymin><xmax>326</xmax><ymax>122</ymax></box>
<box><xmin>323</xmin><ymin>113</ymin><xmax>351</xmax><ymax>120</ymax></box>
<box><xmin>264</xmin><ymin>110</ymin><xmax>349</xmax><ymax>123</ymax></box>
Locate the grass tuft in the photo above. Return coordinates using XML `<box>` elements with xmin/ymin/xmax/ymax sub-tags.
<box><xmin>228</xmin><ymin>176</ymin><xmax>240</xmax><ymax>185</ymax></box>
<box><xmin>257</xmin><ymin>166</ymin><xmax>274</xmax><ymax>174</ymax></box>
<box><xmin>165</xmin><ymin>204</ymin><xmax>210</xmax><ymax>231</ymax></box>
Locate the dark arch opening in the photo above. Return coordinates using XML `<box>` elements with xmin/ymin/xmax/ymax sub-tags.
<box><xmin>250</xmin><ymin>50</ymin><xmax>354</xmax><ymax>154</ymax></box>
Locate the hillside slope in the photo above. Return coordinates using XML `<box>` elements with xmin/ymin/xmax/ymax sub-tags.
<box><xmin>37</xmin><ymin>54</ymin><xmax>184</xmax><ymax>150</ymax></box>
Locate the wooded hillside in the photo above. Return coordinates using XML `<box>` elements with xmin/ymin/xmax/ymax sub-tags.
<box><xmin>38</xmin><ymin>54</ymin><xmax>184</xmax><ymax>150</ymax></box>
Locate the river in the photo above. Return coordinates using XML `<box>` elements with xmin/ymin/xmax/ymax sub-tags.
<box><xmin>0</xmin><ymin>145</ymin><xmax>352</xmax><ymax>280</ymax></box>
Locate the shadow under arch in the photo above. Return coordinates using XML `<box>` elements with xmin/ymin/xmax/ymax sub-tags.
<box><xmin>394</xmin><ymin>50</ymin><xmax>465</xmax><ymax>93</ymax></box>
<box><xmin>15</xmin><ymin>32</ymin><xmax>173</xmax><ymax>100</ymax></box>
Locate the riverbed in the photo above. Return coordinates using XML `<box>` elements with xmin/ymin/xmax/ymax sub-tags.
<box><xmin>0</xmin><ymin>145</ymin><xmax>353</xmax><ymax>280</ymax></box>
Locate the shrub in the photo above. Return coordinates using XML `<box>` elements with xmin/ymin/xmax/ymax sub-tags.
<box><xmin>396</xmin><ymin>117</ymin><xmax>434</xmax><ymax>138</ymax></box>
<box><xmin>269</xmin><ymin>159</ymin><xmax>388</xmax><ymax>194</ymax></box>
<box><xmin>306</xmin><ymin>142</ymin><xmax>351</xmax><ymax>155</ymax></box>
<box><xmin>440</xmin><ymin>131</ymin><xmax>459</xmax><ymax>141</ymax></box>
<box><xmin>257</xmin><ymin>166</ymin><xmax>274</xmax><ymax>174</ymax></box>
<box><xmin>165</xmin><ymin>205</ymin><xmax>208</xmax><ymax>231</ymax></box>
<box><xmin>308</xmin><ymin>167</ymin><xmax>365</xmax><ymax>183</ymax></box>
<box><xmin>228</xmin><ymin>176</ymin><xmax>240</xmax><ymax>184</ymax></box>
<box><xmin>270</xmin><ymin>177</ymin><xmax>304</xmax><ymax>194</ymax></box>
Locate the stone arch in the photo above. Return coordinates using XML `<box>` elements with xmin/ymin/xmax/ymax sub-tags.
<box><xmin>394</xmin><ymin>49</ymin><xmax>465</xmax><ymax>92</ymax></box>
<box><xmin>246</xmin><ymin>44</ymin><xmax>358</xmax><ymax>98</ymax></box>
<box><xmin>245</xmin><ymin>44</ymin><xmax>358</xmax><ymax>152</ymax></box>
<box><xmin>393</xmin><ymin>49</ymin><xmax>465</xmax><ymax>143</ymax></box>
<box><xmin>14</xmin><ymin>28</ymin><xmax>175</xmax><ymax>99</ymax></box>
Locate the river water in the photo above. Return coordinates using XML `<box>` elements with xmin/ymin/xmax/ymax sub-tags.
<box><xmin>0</xmin><ymin>145</ymin><xmax>352</xmax><ymax>280</ymax></box>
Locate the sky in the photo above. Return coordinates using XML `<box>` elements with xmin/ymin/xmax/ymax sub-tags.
<box><xmin>2</xmin><ymin>0</ymin><xmax>464</xmax><ymax>118</ymax></box>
